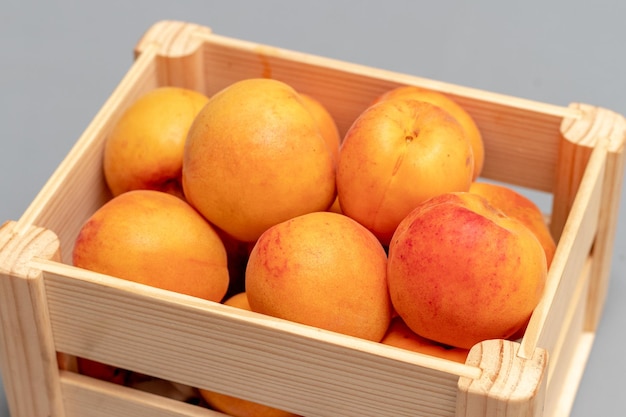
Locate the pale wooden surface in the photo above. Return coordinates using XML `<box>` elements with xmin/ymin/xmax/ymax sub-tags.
<box><xmin>36</xmin><ymin>257</ymin><xmax>472</xmax><ymax>417</ymax></box>
<box><xmin>543</xmin><ymin>259</ymin><xmax>591</xmax><ymax>417</ymax></box>
<box><xmin>61</xmin><ymin>371</ymin><xmax>225</xmax><ymax>417</ymax></box>
<box><xmin>0</xmin><ymin>18</ymin><xmax>625</xmax><ymax>417</ymax></box>
<box><xmin>519</xmin><ymin>139</ymin><xmax>606</xmax><ymax>359</ymax></box>
<box><xmin>457</xmin><ymin>340</ymin><xmax>548</xmax><ymax>417</ymax></box>
<box><xmin>0</xmin><ymin>222</ymin><xmax>64</xmax><ymax>416</ymax></box>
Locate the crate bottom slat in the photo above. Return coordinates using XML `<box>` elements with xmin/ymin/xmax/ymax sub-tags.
<box><xmin>60</xmin><ymin>371</ymin><xmax>225</xmax><ymax>417</ymax></box>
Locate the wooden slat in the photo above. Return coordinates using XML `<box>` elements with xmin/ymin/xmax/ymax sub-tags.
<box><xmin>543</xmin><ymin>333</ymin><xmax>595</xmax><ymax>417</ymax></box>
<box><xmin>544</xmin><ymin>257</ymin><xmax>590</xmax><ymax>387</ymax></box>
<box><xmin>61</xmin><ymin>371</ymin><xmax>224</xmax><ymax>417</ymax></box>
<box><xmin>575</xmin><ymin>105</ymin><xmax>626</xmax><ymax>331</ymax></box>
<box><xmin>519</xmin><ymin>139</ymin><xmax>607</xmax><ymax>359</ymax></box>
<box><xmin>35</xmin><ymin>258</ymin><xmax>478</xmax><ymax>417</ymax></box>
<box><xmin>551</xmin><ymin>104</ymin><xmax>626</xmax><ymax>241</ymax></box>
<box><xmin>543</xmin><ymin>257</ymin><xmax>591</xmax><ymax>417</ymax></box>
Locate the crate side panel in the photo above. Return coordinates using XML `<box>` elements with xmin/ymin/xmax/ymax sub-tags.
<box><xmin>475</xmin><ymin>106</ymin><xmax>562</xmax><ymax>191</ymax></box>
<box><xmin>42</xmin><ymin>265</ymin><xmax>463</xmax><ymax>417</ymax></box>
<box><xmin>520</xmin><ymin>142</ymin><xmax>606</xmax><ymax>358</ymax></box>
<box><xmin>199</xmin><ymin>35</ymin><xmax>565</xmax><ymax>192</ymax></box>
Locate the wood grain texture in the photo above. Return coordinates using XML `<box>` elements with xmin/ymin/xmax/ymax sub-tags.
<box><xmin>61</xmin><ymin>371</ymin><xmax>224</xmax><ymax>417</ymax></box>
<box><xmin>552</xmin><ymin>104</ymin><xmax>626</xmax><ymax>240</ymax></box>
<box><xmin>0</xmin><ymin>221</ymin><xmax>63</xmax><ymax>417</ymax></box>
<box><xmin>520</xmin><ymin>141</ymin><xmax>607</xmax><ymax>360</ymax></box>
<box><xmin>543</xmin><ymin>258</ymin><xmax>591</xmax><ymax>417</ymax></box>
<box><xmin>456</xmin><ymin>340</ymin><xmax>548</xmax><ymax>417</ymax></box>
<box><xmin>35</xmin><ymin>257</ymin><xmax>477</xmax><ymax>417</ymax></box>
<box><xmin>568</xmin><ymin>105</ymin><xmax>626</xmax><ymax>331</ymax></box>
<box><xmin>543</xmin><ymin>333</ymin><xmax>595</xmax><ymax>417</ymax></box>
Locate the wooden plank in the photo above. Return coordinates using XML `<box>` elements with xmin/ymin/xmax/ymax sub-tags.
<box><xmin>543</xmin><ymin>333</ymin><xmax>595</xmax><ymax>417</ymax></box>
<box><xmin>552</xmin><ymin>104</ymin><xmax>626</xmax><ymax>242</ymax></box>
<box><xmin>577</xmin><ymin>105</ymin><xmax>626</xmax><ymax>331</ymax></box>
<box><xmin>61</xmin><ymin>371</ymin><xmax>224</xmax><ymax>417</ymax></box>
<box><xmin>547</xmin><ymin>257</ymin><xmax>593</xmax><ymax>386</ymax></box>
<box><xmin>34</xmin><ymin>258</ymin><xmax>479</xmax><ymax>417</ymax></box>
<box><xmin>519</xmin><ymin>139</ymin><xmax>607</xmax><ymax>359</ymax></box>
<box><xmin>543</xmin><ymin>256</ymin><xmax>591</xmax><ymax>415</ymax></box>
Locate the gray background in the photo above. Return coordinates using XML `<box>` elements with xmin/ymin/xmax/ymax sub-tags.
<box><xmin>1</xmin><ymin>1</ymin><xmax>624</xmax><ymax>416</ymax></box>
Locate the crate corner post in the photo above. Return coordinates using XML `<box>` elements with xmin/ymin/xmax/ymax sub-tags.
<box><xmin>133</xmin><ymin>19</ymin><xmax>213</xmax><ymax>93</ymax></box>
<box><xmin>0</xmin><ymin>221</ymin><xmax>65</xmax><ymax>417</ymax></box>
<box><xmin>456</xmin><ymin>339</ymin><xmax>548</xmax><ymax>417</ymax></box>
<box><xmin>553</xmin><ymin>103</ymin><xmax>626</xmax><ymax>331</ymax></box>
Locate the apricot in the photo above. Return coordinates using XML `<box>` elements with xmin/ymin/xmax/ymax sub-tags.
<box><xmin>381</xmin><ymin>317</ymin><xmax>469</xmax><ymax>363</ymax></box>
<box><xmin>182</xmin><ymin>78</ymin><xmax>336</xmax><ymax>242</ymax></box>
<box><xmin>75</xmin><ymin>358</ymin><xmax>130</xmax><ymax>385</ymax></box>
<box><xmin>216</xmin><ymin>229</ymin><xmax>251</xmax><ymax>300</ymax></box>
<box><xmin>73</xmin><ymin>190</ymin><xmax>229</xmax><ymax>302</ymax></box>
<box><xmin>387</xmin><ymin>192</ymin><xmax>547</xmax><ymax>350</ymax></box>
<box><xmin>299</xmin><ymin>92</ymin><xmax>341</xmax><ymax>165</ymax></box>
<box><xmin>201</xmin><ymin>390</ymin><xmax>300</xmax><ymax>417</ymax></box>
<box><xmin>327</xmin><ymin>196</ymin><xmax>343</xmax><ymax>214</ymax></box>
<box><xmin>469</xmin><ymin>181</ymin><xmax>556</xmax><ymax>267</ymax></box>
<box><xmin>373</xmin><ymin>85</ymin><xmax>484</xmax><ymax>179</ymax></box>
<box><xmin>337</xmin><ymin>99</ymin><xmax>474</xmax><ymax>245</ymax></box>
<box><xmin>222</xmin><ymin>291</ymin><xmax>251</xmax><ymax>310</ymax></box>
<box><xmin>103</xmin><ymin>87</ymin><xmax>209</xmax><ymax>198</ymax></box>
<box><xmin>245</xmin><ymin>211</ymin><xmax>391</xmax><ymax>342</ymax></box>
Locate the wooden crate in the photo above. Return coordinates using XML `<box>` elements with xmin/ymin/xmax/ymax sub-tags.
<box><xmin>1</xmin><ymin>20</ymin><xmax>625</xmax><ymax>417</ymax></box>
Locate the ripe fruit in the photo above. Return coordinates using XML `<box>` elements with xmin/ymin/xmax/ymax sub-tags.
<box><xmin>299</xmin><ymin>92</ymin><xmax>341</xmax><ymax>165</ymax></box>
<box><xmin>469</xmin><ymin>181</ymin><xmax>556</xmax><ymax>267</ymax></box>
<box><xmin>387</xmin><ymin>192</ymin><xmax>547</xmax><ymax>350</ymax></box>
<box><xmin>75</xmin><ymin>358</ymin><xmax>130</xmax><ymax>385</ymax></box>
<box><xmin>73</xmin><ymin>190</ymin><xmax>229</xmax><ymax>302</ymax></box>
<box><xmin>327</xmin><ymin>196</ymin><xmax>343</xmax><ymax>214</ymax></box>
<box><xmin>217</xmin><ymin>230</ymin><xmax>252</xmax><ymax>300</ymax></box>
<box><xmin>373</xmin><ymin>85</ymin><xmax>485</xmax><ymax>179</ymax></box>
<box><xmin>381</xmin><ymin>317</ymin><xmax>469</xmax><ymax>363</ymax></box>
<box><xmin>337</xmin><ymin>99</ymin><xmax>474</xmax><ymax>245</ymax></box>
<box><xmin>222</xmin><ymin>291</ymin><xmax>251</xmax><ymax>310</ymax></box>
<box><xmin>201</xmin><ymin>390</ymin><xmax>300</xmax><ymax>417</ymax></box>
<box><xmin>103</xmin><ymin>87</ymin><xmax>209</xmax><ymax>198</ymax></box>
<box><xmin>245</xmin><ymin>211</ymin><xmax>391</xmax><ymax>342</ymax></box>
<box><xmin>183</xmin><ymin>78</ymin><xmax>336</xmax><ymax>242</ymax></box>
